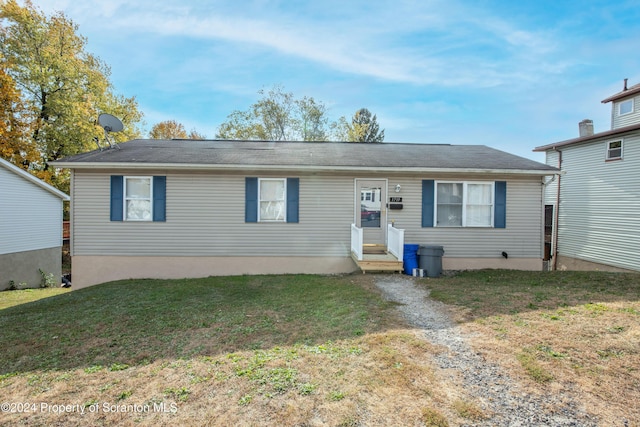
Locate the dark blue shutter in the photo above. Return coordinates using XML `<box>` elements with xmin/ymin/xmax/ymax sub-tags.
<box><xmin>245</xmin><ymin>177</ymin><xmax>258</xmax><ymax>223</ymax></box>
<box><xmin>494</xmin><ymin>181</ymin><xmax>507</xmax><ymax>228</ymax></box>
<box><xmin>153</xmin><ymin>176</ymin><xmax>166</xmax><ymax>222</ymax></box>
<box><xmin>422</xmin><ymin>180</ymin><xmax>435</xmax><ymax>227</ymax></box>
<box><xmin>286</xmin><ymin>178</ymin><xmax>299</xmax><ymax>223</ymax></box>
<box><xmin>110</xmin><ymin>175</ymin><xmax>123</xmax><ymax>221</ymax></box>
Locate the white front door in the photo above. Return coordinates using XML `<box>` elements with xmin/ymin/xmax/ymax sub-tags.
<box><xmin>355</xmin><ymin>179</ymin><xmax>387</xmax><ymax>245</ymax></box>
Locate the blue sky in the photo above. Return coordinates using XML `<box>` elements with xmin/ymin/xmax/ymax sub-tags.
<box><xmin>36</xmin><ymin>0</ymin><xmax>640</xmax><ymax>161</ymax></box>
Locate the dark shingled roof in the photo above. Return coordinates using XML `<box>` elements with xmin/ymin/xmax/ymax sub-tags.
<box><xmin>53</xmin><ymin>139</ymin><xmax>556</xmax><ymax>173</ymax></box>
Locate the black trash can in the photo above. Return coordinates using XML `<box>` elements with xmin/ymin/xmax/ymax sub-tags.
<box><xmin>418</xmin><ymin>245</ymin><xmax>444</xmax><ymax>277</ymax></box>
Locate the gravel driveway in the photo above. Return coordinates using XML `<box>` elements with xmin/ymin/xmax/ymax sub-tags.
<box><xmin>374</xmin><ymin>275</ymin><xmax>599</xmax><ymax>427</ymax></box>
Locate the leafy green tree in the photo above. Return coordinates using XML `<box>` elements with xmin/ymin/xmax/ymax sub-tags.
<box><xmin>346</xmin><ymin>108</ymin><xmax>385</xmax><ymax>143</ymax></box>
<box><xmin>216</xmin><ymin>85</ymin><xmax>338</xmax><ymax>141</ymax></box>
<box><xmin>0</xmin><ymin>0</ymin><xmax>142</xmax><ymax>189</ymax></box>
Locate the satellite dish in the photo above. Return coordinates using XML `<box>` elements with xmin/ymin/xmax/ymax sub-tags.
<box><xmin>97</xmin><ymin>113</ymin><xmax>124</xmax><ymax>150</ymax></box>
<box><xmin>98</xmin><ymin>113</ymin><xmax>124</xmax><ymax>132</ymax></box>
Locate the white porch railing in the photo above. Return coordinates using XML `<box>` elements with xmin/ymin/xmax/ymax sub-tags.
<box><xmin>387</xmin><ymin>223</ymin><xmax>405</xmax><ymax>260</ymax></box>
<box><xmin>351</xmin><ymin>223</ymin><xmax>363</xmax><ymax>261</ymax></box>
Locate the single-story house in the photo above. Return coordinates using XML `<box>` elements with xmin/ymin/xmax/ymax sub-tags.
<box><xmin>0</xmin><ymin>157</ymin><xmax>70</xmax><ymax>290</ymax></box>
<box><xmin>534</xmin><ymin>79</ymin><xmax>640</xmax><ymax>272</ymax></box>
<box><xmin>53</xmin><ymin>140</ymin><xmax>558</xmax><ymax>289</ymax></box>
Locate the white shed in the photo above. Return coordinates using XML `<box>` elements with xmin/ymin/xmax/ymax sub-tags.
<box><xmin>0</xmin><ymin>158</ymin><xmax>70</xmax><ymax>289</ymax></box>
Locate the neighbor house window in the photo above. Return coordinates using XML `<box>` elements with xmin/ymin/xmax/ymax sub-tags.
<box><xmin>435</xmin><ymin>181</ymin><xmax>493</xmax><ymax>227</ymax></box>
<box><xmin>259</xmin><ymin>178</ymin><xmax>286</xmax><ymax>222</ymax></box>
<box><xmin>606</xmin><ymin>140</ymin><xmax>623</xmax><ymax>160</ymax></box>
<box><xmin>619</xmin><ymin>99</ymin><xmax>634</xmax><ymax>116</ymax></box>
<box><xmin>124</xmin><ymin>176</ymin><xmax>152</xmax><ymax>221</ymax></box>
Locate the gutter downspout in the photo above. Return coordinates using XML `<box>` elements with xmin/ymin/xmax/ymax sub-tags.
<box><xmin>552</xmin><ymin>148</ymin><xmax>563</xmax><ymax>271</ymax></box>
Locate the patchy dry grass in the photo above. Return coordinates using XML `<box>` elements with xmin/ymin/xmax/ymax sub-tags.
<box><xmin>0</xmin><ymin>274</ymin><xmax>475</xmax><ymax>426</ymax></box>
<box><xmin>2</xmin><ymin>270</ymin><xmax>637</xmax><ymax>426</ymax></box>
<box><xmin>426</xmin><ymin>270</ymin><xmax>640</xmax><ymax>426</ymax></box>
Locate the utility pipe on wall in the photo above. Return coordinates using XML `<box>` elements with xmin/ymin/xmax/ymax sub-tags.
<box><xmin>552</xmin><ymin>148</ymin><xmax>563</xmax><ymax>271</ymax></box>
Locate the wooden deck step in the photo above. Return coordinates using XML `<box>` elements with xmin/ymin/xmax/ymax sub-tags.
<box><xmin>352</xmin><ymin>251</ymin><xmax>404</xmax><ymax>274</ymax></box>
<box><xmin>363</xmin><ymin>244</ymin><xmax>387</xmax><ymax>255</ymax></box>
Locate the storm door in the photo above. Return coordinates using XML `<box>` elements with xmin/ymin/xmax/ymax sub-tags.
<box><xmin>355</xmin><ymin>179</ymin><xmax>387</xmax><ymax>245</ymax></box>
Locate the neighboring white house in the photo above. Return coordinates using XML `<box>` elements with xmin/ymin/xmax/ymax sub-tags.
<box><xmin>53</xmin><ymin>140</ymin><xmax>557</xmax><ymax>289</ymax></box>
<box><xmin>534</xmin><ymin>79</ymin><xmax>640</xmax><ymax>272</ymax></box>
<box><xmin>0</xmin><ymin>158</ymin><xmax>70</xmax><ymax>289</ymax></box>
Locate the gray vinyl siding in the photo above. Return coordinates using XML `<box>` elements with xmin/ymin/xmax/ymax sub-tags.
<box><xmin>386</xmin><ymin>177</ymin><xmax>543</xmax><ymax>258</ymax></box>
<box><xmin>555</xmin><ymin>132</ymin><xmax>640</xmax><ymax>271</ymax></box>
<box><xmin>544</xmin><ymin>150</ymin><xmax>560</xmax><ymax>206</ymax></box>
<box><xmin>0</xmin><ymin>167</ymin><xmax>63</xmax><ymax>255</ymax></box>
<box><xmin>72</xmin><ymin>171</ymin><xmax>545</xmax><ymax>259</ymax></box>
<box><xmin>612</xmin><ymin>95</ymin><xmax>640</xmax><ymax>129</ymax></box>
<box><xmin>72</xmin><ymin>171</ymin><xmax>354</xmax><ymax>257</ymax></box>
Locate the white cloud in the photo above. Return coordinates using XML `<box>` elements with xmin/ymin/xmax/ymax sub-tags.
<box><xmin>37</xmin><ymin>0</ymin><xmax>563</xmax><ymax>88</ymax></box>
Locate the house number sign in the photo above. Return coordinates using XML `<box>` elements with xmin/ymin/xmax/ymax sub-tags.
<box><xmin>389</xmin><ymin>197</ymin><xmax>402</xmax><ymax>203</ymax></box>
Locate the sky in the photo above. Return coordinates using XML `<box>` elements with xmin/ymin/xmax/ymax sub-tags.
<box><xmin>34</xmin><ymin>0</ymin><xmax>640</xmax><ymax>161</ymax></box>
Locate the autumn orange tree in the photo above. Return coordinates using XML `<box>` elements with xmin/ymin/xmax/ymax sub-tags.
<box><xmin>0</xmin><ymin>62</ymin><xmax>39</xmax><ymax>171</ymax></box>
<box><xmin>0</xmin><ymin>0</ymin><xmax>143</xmax><ymax>191</ymax></box>
<box><xmin>149</xmin><ymin>120</ymin><xmax>207</xmax><ymax>139</ymax></box>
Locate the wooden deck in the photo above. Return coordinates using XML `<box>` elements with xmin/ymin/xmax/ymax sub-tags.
<box><xmin>352</xmin><ymin>246</ymin><xmax>404</xmax><ymax>273</ymax></box>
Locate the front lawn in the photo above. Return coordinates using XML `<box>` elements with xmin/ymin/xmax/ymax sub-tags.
<box><xmin>0</xmin><ymin>271</ymin><xmax>638</xmax><ymax>426</ymax></box>
<box><xmin>0</xmin><ymin>274</ymin><xmax>451</xmax><ymax>426</ymax></box>
<box><xmin>426</xmin><ymin>270</ymin><xmax>640</xmax><ymax>425</ymax></box>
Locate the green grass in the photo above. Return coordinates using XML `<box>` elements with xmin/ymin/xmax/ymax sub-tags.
<box><xmin>0</xmin><ymin>274</ymin><xmax>392</xmax><ymax>374</ymax></box>
<box><xmin>0</xmin><ymin>287</ymin><xmax>70</xmax><ymax>310</ymax></box>
<box><xmin>427</xmin><ymin>270</ymin><xmax>640</xmax><ymax>318</ymax></box>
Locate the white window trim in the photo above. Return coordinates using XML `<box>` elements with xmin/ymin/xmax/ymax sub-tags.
<box><xmin>434</xmin><ymin>181</ymin><xmax>495</xmax><ymax>228</ymax></box>
<box><xmin>606</xmin><ymin>139</ymin><xmax>623</xmax><ymax>161</ymax></box>
<box><xmin>123</xmin><ymin>176</ymin><xmax>153</xmax><ymax>221</ymax></box>
<box><xmin>258</xmin><ymin>178</ymin><xmax>287</xmax><ymax>222</ymax></box>
<box><xmin>618</xmin><ymin>99</ymin><xmax>634</xmax><ymax>116</ymax></box>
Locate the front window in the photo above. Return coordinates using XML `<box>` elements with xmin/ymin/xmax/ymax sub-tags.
<box><xmin>619</xmin><ymin>99</ymin><xmax>634</xmax><ymax>116</ymax></box>
<box><xmin>436</xmin><ymin>182</ymin><xmax>493</xmax><ymax>227</ymax></box>
<box><xmin>607</xmin><ymin>140</ymin><xmax>623</xmax><ymax>160</ymax></box>
<box><xmin>259</xmin><ymin>178</ymin><xmax>286</xmax><ymax>221</ymax></box>
<box><xmin>125</xmin><ymin>177</ymin><xmax>152</xmax><ymax>221</ymax></box>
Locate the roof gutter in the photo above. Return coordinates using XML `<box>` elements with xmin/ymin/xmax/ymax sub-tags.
<box><xmin>51</xmin><ymin>162</ymin><xmax>557</xmax><ymax>176</ymax></box>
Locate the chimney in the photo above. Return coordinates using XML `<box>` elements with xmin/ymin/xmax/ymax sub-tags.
<box><xmin>624</xmin><ymin>78</ymin><xmax>628</xmax><ymax>91</ymax></box>
<box><xmin>579</xmin><ymin>119</ymin><xmax>594</xmax><ymax>137</ymax></box>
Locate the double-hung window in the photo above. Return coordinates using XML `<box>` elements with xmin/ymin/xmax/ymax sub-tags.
<box><xmin>435</xmin><ymin>181</ymin><xmax>494</xmax><ymax>227</ymax></box>
<box><xmin>245</xmin><ymin>177</ymin><xmax>299</xmax><ymax>223</ymax></box>
<box><xmin>124</xmin><ymin>177</ymin><xmax>152</xmax><ymax>221</ymax></box>
<box><xmin>259</xmin><ymin>178</ymin><xmax>286</xmax><ymax>222</ymax></box>
<box><xmin>110</xmin><ymin>175</ymin><xmax>166</xmax><ymax>222</ymax></box>
<box><xmin>606</xmin><ymin>140</ymin><xmax>623</xmax><ymax>161</ymax></box>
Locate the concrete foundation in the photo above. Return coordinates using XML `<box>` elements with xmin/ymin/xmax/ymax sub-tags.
<box><xmin>0</xmin><ymin>247</ymin><xmax>62</xmax><ymax>290</ymax></box>
<box><xmin>556</xmin><ymin>255</ymin><xmax>636</xmax><ymax>273</ymax></box>
<box><xmin>71</xmin><ymin>256</ymin><xmax>360</xmax><ymax>289</ymax></box>
<box><xmin>71</xmin><ymin>255</ymin><xmax>545</xmax><ymax>289</ymax></box>
<box><xmin>442</xmin><ymin>257</ymin><xmax>543</xmax><ymax>271</ymax></box>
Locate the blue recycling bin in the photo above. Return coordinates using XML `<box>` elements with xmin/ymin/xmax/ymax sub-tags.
<box><xmin>403</xmin><ymin>244</ymin><xmax>419</xmax><ymax>275</ymax></box>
